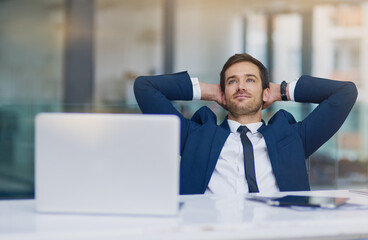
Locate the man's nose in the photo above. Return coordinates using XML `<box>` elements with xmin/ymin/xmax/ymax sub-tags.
<box><xmin>238</xmin><ymin>79</ymin><xmax>247</xmax><ymax>90</ymax></box>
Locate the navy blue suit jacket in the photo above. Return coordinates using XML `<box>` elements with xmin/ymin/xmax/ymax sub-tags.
<box><xmin>134</xmin><ymin>72</ymin><xmax>357</xmax><ymax>194</ymax></box>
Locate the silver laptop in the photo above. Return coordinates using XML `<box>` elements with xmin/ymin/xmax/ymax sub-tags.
<box><xmin>35</xmin><ymin>113</ymin><xmax>180</xmax><ymax>216</ymax></box>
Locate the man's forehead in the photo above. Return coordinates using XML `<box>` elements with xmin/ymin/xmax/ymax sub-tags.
<box><xmin>225</xmin><ymin>61</ymin><xmax>260</xmax><ymax>78</ymax></box>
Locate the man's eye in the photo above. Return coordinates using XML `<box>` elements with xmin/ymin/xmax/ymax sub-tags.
<box><xmin>247</xmin><ymin>78</ymin><xmax>255</xmax><ymax>82</ymax></box>
<box><xmin>228</xmin><ymin>80</ymin><xmax>236</xmax><ymax>84</ymax></box>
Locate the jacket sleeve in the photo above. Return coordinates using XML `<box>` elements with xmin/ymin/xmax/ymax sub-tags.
<box><xmin>133</xmin><ymin>71</ymin><xmax>200</xmax><ymax>155</ymax></box>
<box><xmin>293</xmin><ymin>75</ymin><xmax>358</xmax><ymax>158</ymax></box>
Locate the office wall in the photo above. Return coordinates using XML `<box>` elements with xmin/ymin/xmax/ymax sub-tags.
<box><xmin>311</xmin><ymin>4</ymin><xmax>368</xmax><ymax>187</ymax></box>
<box><xmin>94</xmin><ymin>0</ymin><xmax>163</xmax><ymax>105</ymax></box>
<box><xmin>0</xmin><ymin>0</ymin><xmax>63</xmax><ymax>104</ymax></box>
<box><xmin>175</xmin><ymin>0</ymin><xmax>244</xmax><ymax>83</ymax></box>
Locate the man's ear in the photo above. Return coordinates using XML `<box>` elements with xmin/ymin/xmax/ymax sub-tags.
<box><xmin>220</xmin><ymin>92</ymin><xmax>229</xmax><ymax>111</ymax></box>
<box><xmin>263</xmin><ymin>88</ymin><xmax>270</xmax><ymax>102</ymax></box>
<box><xmin>221</xmin><ymin>92</ymin><xmax>226</xmax><ymax>106</ymax></box>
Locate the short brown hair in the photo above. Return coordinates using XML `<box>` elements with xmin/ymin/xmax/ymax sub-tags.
<box><xmin>220</xmin><ymin>53</ymin><xmax>269</xmax><ymax>92</ymax></box>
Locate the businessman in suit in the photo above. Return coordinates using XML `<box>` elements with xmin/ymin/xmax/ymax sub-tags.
<box><xmin>134</xmin><ymin>53</ymin><xmax>357</xmax><ymax>195</ymax></box>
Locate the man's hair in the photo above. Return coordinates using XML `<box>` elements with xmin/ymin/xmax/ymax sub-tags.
<box><xmin>220</xmin><ymin>53</ymin><xmax>269</xmax><ymax>92</ymax></box>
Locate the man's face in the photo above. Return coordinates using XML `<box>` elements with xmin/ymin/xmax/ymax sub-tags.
<box><xmin>222</xmin><ymin>61</ymin><xmax>268</xmax><ymax>118</ymax></box>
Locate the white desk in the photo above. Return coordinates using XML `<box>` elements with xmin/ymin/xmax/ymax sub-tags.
<box><xmin>1</xmin><ymin>190</ymin><xmax>368</xmax><ymax>240</ymax></box>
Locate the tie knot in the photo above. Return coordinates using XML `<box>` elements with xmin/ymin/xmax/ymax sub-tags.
<box><xmin>237</xmin><ymin>125</ymin><xmax>249</xmax><ymax>134</ymax></box>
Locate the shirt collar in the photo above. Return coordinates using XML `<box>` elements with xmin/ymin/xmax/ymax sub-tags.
<box><xmin>227</xmin><ymin>119</ymin><xmax>263</xmax><ymax>135</ymax></box>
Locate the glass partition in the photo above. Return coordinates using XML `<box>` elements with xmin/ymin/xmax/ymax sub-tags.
<box><xmin>0</xmin><ymin>0</ymin><xmax>64</xmax><ymax>198</ymax></box>
<box><xmin>0</xmin><ymin>0</ymin><xmax>367</xmax><ymax>199</ymax></box>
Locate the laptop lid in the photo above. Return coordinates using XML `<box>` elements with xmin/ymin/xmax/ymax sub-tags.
<box><xmin>35</xmin><ymin>113</ymin><xmax>180</xmax><ymax>216</ymax></box>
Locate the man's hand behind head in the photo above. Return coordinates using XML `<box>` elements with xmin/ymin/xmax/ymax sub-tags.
<box><xmin>200</xmin><ymin>82</ymin><xmax>228</xmax><ymax>110</ymax></box>
<box><xmin>262</xmin><ymin>82</ymin><xmax>285</xmax><ymax>109</ymax></box>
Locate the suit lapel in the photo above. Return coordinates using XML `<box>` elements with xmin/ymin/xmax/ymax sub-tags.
<box><xmin>219</xmin><ymin>117</ymin><xmax>230</xmax><ymax>130</ymax></box>
<box><xmin>258</xmin><ymin>123</ymin><xmax>280</xmax><ymax>180</ymax></box>
<box><xmin>203</xmin><ymin>117</ymin><xmax>230</xmax><ymax>191</ymax></box>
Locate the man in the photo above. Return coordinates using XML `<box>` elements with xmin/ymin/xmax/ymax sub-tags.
<box><xmin>134</xmin><ymin>53</ymin><xmax>357</xmax><ymax>195</ymax></box>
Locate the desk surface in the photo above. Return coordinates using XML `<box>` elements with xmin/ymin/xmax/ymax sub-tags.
<box><xmin>1</xmin><ymin>190</ymin><xmax>368</xmax><ymax>240</ymax></box>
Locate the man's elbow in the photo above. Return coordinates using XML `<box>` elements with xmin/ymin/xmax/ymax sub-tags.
<box><xmin>133</xmin><ymin>76</ymin><xmax>148</xmax><ymax>106</ymax></box>
<box><xmin>133</xmin><ymin>76</ymin><xmax>144</xmax><ymax>93</ymax></box>
<box><xmin>346</xmin><ymin>81</ymin><xmax>358</xmax><ymax>103</ymax></box>
<box><xmin>133</xmin><ymin>76</ymin><xmax>149</xmax><ymax>98</ymax></box>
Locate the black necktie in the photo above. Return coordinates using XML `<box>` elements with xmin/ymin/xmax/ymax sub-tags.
<box><xmin>237</xmin><ymin>126</ymin><xmax>259</xmax><ymax>193</ymax></box>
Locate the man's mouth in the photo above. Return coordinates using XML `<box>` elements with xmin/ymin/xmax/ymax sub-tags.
<box><xmin>234</xmin><ymin>94</ymin><xmax>250</xmax><ymax>99</ymax></box>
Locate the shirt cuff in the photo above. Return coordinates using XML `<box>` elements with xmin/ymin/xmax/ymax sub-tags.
<box><xmin>288</xmin><ymin>80</ymin><xmax>298</xmax><ymax>102</ymax></box>
<box><xmin>191</xmin><ymin>77</ymin><xmax>201</xmax><ymax>100</ymax></box>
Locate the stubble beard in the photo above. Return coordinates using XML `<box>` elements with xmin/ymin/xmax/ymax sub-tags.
<box><xmin>226</xmin><ymin>91</ymin><xmax>264</xmax><ymax>118</ymax></box>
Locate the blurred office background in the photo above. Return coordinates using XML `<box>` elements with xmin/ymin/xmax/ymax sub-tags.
<box><xmin>0</xmin><ymin>0</ymin><xmax>367</xmax><ymax>198</ymax></box>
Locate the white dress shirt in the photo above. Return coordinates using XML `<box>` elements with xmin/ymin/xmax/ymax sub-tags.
<box><xmin>190</xmin><ymin>77</ymin><xmax>297</xmax><ymax>194</ymax></box>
